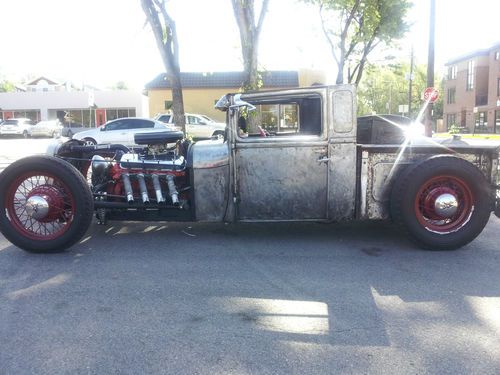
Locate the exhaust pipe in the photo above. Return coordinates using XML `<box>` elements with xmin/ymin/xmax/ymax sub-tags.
<box><xmin>165</xmin><ymin>174</ymin><xmax>179</xmax><ymax>206</ymax></box>
<box><xmin>122</xmin><ymin>173</ymin><xmax>134</xmax><ymax>203</ymax></box>
<box><xmin>137</xmin><ymin>174</ymin><xmax>150</xmax><ymax>204</ymax></box>
<box><xmin>151</xmin><ymin>174</ymin><xmax>165</xmax><ymax>204</ymax></box>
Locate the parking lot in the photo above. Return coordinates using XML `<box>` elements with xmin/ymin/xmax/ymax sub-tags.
<box><xmin>0</xmin><ymin>137</ymin><xmax>60</xmax><ymax>172</ymax></box>
<box><xmin>0</xmin><ymin>137</ymin><xmax>499</xmax><ymax>374</ymax></box>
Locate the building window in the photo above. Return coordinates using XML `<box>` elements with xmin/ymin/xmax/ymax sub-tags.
<box><xmin>498</xmin><ymin>78</ymin><xmax>500</xmax><ymax>96</ymax></box>
<box><xmin>258</xmin><ymin>104</ymin><xmax>299</xmax><ymax>133</ymax></box>
<box><xmin>447</xmin><ymin>87</ymin><xmax>456</xmax><ymax>104</ymax></box>
<box><xmin>164</xmin><ymin>100</ymin><xmax>173</xmax><ymax>110</ymax></box>
<box><xmin>496</xmin><ymin>51</ymin><xmax>500</xmax><ymax>60</ymax></box>
<box><xmin>448</xmin><ymin>65</ymin><xmax>457</xmax><ymax>80</ymax></box>
<box><xmin>117</xmin><ymin>109</ymin><xmax>129</xmax><ymax>118</ymax></box>
<box><xmin>446</xmin><ymin>113</ymin><xmax>457</xmax><ymax>129</ymax></box>
<box><xmin>495</xmin><ymin>110</ymin><xmax>500</xmax><ymax>133</ymax></box>
<box><xmin>11</xmin><ymin>110</ymin><xmax>40</xmax><ymax>122</ymax></box>
<box><xmin>475</xmin><ymin>111</ymin><xmax>487</xmax><ymax>129</ymax></box>
<box><xmin>466</xmin><ymin>60</ymin><xmax>475</xmax><ymax>91</ymax></box>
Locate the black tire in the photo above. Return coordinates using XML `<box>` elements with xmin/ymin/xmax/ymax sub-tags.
<box><xmin>22</xmin><ymin>130</ymin><xmax>29</xmax><ymax>139</ymax></box>
<box><xmin>82</xmin><ymin>138</ymin><xmax>97</xmax><ymax>145</ymax></box>
<box><xmin>0</xmin><ymin>156</ymin><xmax>94</xmax><ymax>253</ymax></box>
<box><xmin>212</xmin><ymin>130</ymin><xmax>224</xmax><ymax>137</ymax></box>
<box><xmin>390</xmin><ymin>155</ymin><xmax>492</xmax><ymax>250</ymax></box>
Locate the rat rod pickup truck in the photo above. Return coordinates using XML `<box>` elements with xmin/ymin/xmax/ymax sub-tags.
<box><xmin>0</xmin><ymin>85</ymin><xmax>499</xmax><ymax>253</ymax></box>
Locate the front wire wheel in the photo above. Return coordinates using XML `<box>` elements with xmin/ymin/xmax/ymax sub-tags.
<box><xmin>6</xmin><ymin>172</ymin><xmax>76</xmax><ymax>241</ymax></box>
<box><xmin>0</xmin><ymin>156</ymin><xmax>94</xmax><ymax>252</ymax></box>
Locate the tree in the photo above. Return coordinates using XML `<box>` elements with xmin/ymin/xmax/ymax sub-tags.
<box><xmin>356</xmin><ymin>61</ymin><xmax>443</xmax><ymax>127</ymax></box>
<box><xmin>0</xmin><ymin>80</ymin><xmax>15</xmax><ymax>93</ymax></box>
<box><xmin>111</xmin><ymin>81</ymin><xmax>129</xmax><ymax>91</ymax></box>
<box><xmin>304</xmin><ymin>0</ymin><xmax>411</xmax><ymax>85</ymax></box>
<box><xmin>141</xmin><ymin>0</ymin><xmax>185</xmax><ymax>133</ymax></box>
<box><xmin>231</xmin><ymin>0</ymin><xmax>270</xmax><ymax>92</ymax></box>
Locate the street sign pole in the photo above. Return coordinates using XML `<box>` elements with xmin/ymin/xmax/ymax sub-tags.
<box><xmin>425</xmin><ymin>0</ymin><xmax>436</xmax><ymax>137</ymax></box>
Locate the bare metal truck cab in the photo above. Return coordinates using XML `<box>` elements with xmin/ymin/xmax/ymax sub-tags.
<box><xmin>0</xmin><ymin>85</ymin><xmax>499</xmax><ymax>253</ymax></box>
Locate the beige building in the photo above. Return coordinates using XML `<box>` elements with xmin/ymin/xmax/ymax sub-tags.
<box><xmin>145</xmin><ymin>70</ymin><xmax>326</xmax><ymax>122</ymax></box>
<box><xmin>443</xmin><ymin>43</ymin><xmax>500</xmax><ymax>133</ymax></box>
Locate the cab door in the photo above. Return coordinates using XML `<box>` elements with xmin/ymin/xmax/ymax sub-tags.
<box><xmin>233</xmin><ymin>88</ymin><xmax>329</xmax><ymax>221</ymax></box>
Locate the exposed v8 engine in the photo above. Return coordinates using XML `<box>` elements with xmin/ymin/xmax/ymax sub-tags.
<box><xmin>56</xmin><ymin>130</ymin><xmax>193</xmax><ymax>224</ymax></box>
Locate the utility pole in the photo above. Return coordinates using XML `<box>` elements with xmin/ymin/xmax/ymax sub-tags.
<box><xmin>408</xmin><ymin>47</ymin><xmax>414</xmax><ymax>118</ymax></box>
<box><xmin>425</xmin><ymin>0</ymin><xmax>436</xmax><ymax>136</ymax></box>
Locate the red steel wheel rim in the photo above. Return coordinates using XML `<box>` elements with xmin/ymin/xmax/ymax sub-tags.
<box><xmin>414</xmin><ymin>175</ymin><xmax>474</xmax><ymax>233</ymax></box>
<box><xmin>5</xmin><ymin>171</ymin><xmax>76</xmax><ymax>240</ymax></box>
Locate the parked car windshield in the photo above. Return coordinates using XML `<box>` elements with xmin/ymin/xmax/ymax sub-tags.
<box><xmin>3</xmin><ymin>119</ymin><xmax>21</xmax><ymax>125</ymax></box>
<box><xmin>157</xmin><ymin>114</ymin><xmax>172</xmax><ymax>123</ymax></box>
<box><xmin>200</xmin><ymin>115</ymin><xmax>217</xmax><ymax>123</ymax></box>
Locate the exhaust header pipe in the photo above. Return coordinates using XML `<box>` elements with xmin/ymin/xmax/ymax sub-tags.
<box><xmin>122</xmin><ymin>173</ymin><xmax>134</xmax><ymax>203</ymax></box>
<box><xmin>137</xmin><ymin>174</ymin><xmax>150</xmax><ymax>204</ymax></box>
<box><xmin>151</xmin><ymin>174</ymin><xmax>165</xmax><ymax>204</ymax></box>
<box><xmin>165</xmin><ymin>174</ymin><xmax>179</xmax><ymax>206</ymax></box>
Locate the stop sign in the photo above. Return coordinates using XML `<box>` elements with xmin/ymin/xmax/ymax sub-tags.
<box><xmin>423</xmin><ymin>87</ymin><xmax>439</xmax><ymax>103</ymax></box>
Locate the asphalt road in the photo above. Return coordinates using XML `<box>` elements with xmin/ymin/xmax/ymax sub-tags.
<box><xmin>0</xmin><ymin>137</ymin><xmax>62</xmax><ymax>172</ymax></box>
<box><xmin>0</xmin><ymin>137</ymin><xmax>499</xmax><ymax>374</ymax></box>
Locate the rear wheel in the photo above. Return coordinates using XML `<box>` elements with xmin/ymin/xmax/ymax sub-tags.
<box><xmin>22</xmin><ymin>130</ymin><xmax>29</xmax><ymax>138</ymax></box>
<box><xmin>390</xmin><ymin>155</ymin><xmax>492</xmax><ymax>250</ymax></box>
<box><xmin>0</xmin><ymin>156</ymin><xmax>94</xmax><ymax>252</ymax></box>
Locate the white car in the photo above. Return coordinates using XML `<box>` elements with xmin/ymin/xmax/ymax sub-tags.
<box><xmin>154</xmin><ymin>113</ymin><xmax>226</xmax><ymax>139</ymax></box>
<box><xmin>73</xmin><ymin>117</ymin><xmax>178</xmax><ymax>145</ymax></box>
<box><xmin>0</xmin><ymin>118</ymin><xmax>35</xmax><ymax>138</ymax></box>
<box><xmin>29</xmin><ymin>120</ymin><xmax>63</xmax><ymax>138</ymax></box>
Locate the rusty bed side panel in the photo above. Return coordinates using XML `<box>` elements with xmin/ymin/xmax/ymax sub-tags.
<box><xmin>358</xmin><ymin>145</ymin><xmax>498</xmax><ymax>220</ymax></box>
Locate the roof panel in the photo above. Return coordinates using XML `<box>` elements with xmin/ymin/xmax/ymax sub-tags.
<box><xmin>145</xmin><ymin>71</ymin><xmax>299</xmax><ymax>89</ymax></box>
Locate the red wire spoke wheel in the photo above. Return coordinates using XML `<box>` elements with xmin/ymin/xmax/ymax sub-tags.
<box><xmin>391</xmin><ymin>156</ymin><xmax>492</xmax><ymax>250</ymax></box>
<box><xmin>0</xmin><ymin>156</ymin><xmax>93</xmax><ymax>253</ymax></box>
<box><xmin>414</xmin><ymin>175</ymin><xmax>473</xmax><ymax>233</ymax></box>
<box><xmin>5</xmin><ymin>172</ymin><xmax>76</xmax><ymax>241</ymax></box>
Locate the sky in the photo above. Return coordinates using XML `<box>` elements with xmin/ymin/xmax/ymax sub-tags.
<box><xmin>0</xmin><ymin>0</ymin><xmax>499</xmax><ymax>90</ymax></box>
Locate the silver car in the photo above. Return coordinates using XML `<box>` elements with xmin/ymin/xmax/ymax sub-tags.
<box><xmin>72</xmin><ymin>117</ymin><xmax>179</xmax><ymax>145</ymax></box>
<box><xmin>29</xmin><ymin>120</ymin><xmax>63</xmax><ymax>138</ymax></box>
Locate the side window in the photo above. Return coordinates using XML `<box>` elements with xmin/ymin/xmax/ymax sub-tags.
<box><xmin>138</xmin><ymin>120</ymin><xmax>154</xmax><ymax>128</ymax></box>
<box><xmin>237</xmin><ymin>94</ymin><xmax>322</xmax><ymax>140</ymax></box>
<box><xmin>122</xmin><ymin>120</ymin><xmax>137</xmax><ymax>130</ymax></box>
<box><xmin>106</xmin><ymin>121</ymin><xmax>122</xmax><ymax>131</ymax></box>
<box><xmin>195</xmin><ymin>116</ymin><xmax>207</xmax><ymax>125</ymax></box>
<box><xmin>187</xmin><ymin>116</ymin><xmax>198</xmax><ymax>125</ymax></box>
<box><xmin>123</xmin><ymin>120</ymin><xmax>137</xmax><ymax>130</ymax></box>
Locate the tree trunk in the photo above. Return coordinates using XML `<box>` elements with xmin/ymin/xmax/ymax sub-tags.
<box><xmin>169</xmin><ymin>74</ymin><xmax>184</xmax><ymax>130</ymax></box>
<box><xmin>141</xmin><ymin>0</ymin><xmax>186</xmax><ymax>134</ymax></box>
<box><xmin>336</xmin><ymin>60</ymin><xmax>344</xmax><ymax>84</ymax></box>
<box><xmin>231</xmin><ymin>0</ymin><xmax>269</xmax><ymax>92</ymax></box>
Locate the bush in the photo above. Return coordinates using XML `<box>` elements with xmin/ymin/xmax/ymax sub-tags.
<box><xmin>448</xmin><ymin>123</ymin><xmax>460</xmax><ymax>135</ymax></box>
